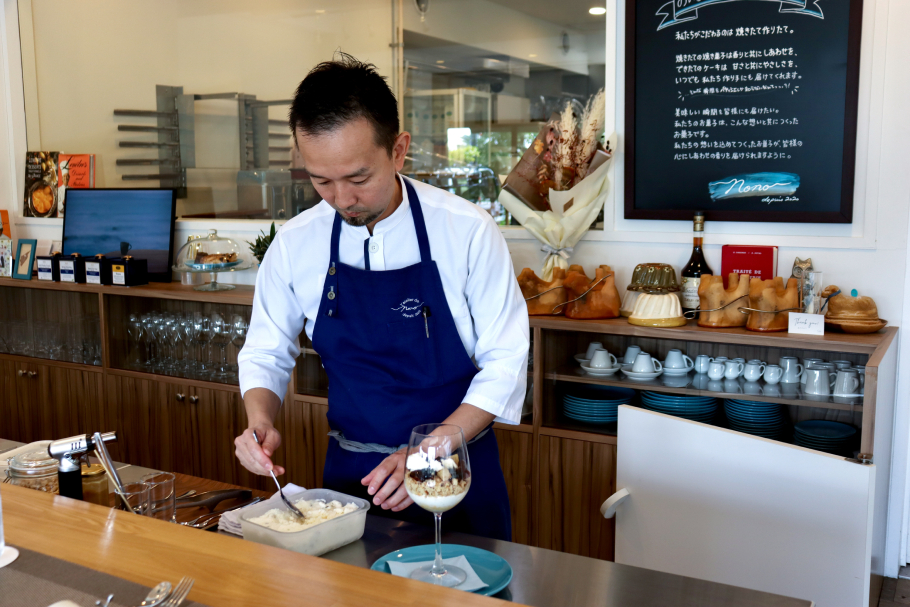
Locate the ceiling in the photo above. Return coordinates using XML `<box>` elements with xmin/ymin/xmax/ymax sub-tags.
<box><xmin>484</xmin><ymin>0</ymin><xmax>607</xmax><ymax>32</ymax></box>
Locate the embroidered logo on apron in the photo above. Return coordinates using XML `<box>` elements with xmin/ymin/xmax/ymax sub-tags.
<box><xmin>392</xmin><ymin>298</ymin><xmax>424</xmax><ymax>318</ymax></box>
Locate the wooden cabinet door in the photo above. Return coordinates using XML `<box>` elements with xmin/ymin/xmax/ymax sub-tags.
<box><xmin>189</xmin><ymin>385</ymin><xmax>283</xmax><ymax>492</ymax></box>
<box><xmin>494</xmin><ymin>429</ymin><xmax>533</xmax><ymax>546</ymax></box>
<box><xmin>309</xmin><ymin>401</ymin><xmax>330</xmax><ymax>489</ymax></box>
<box><xmin>0</xmin><ymin>360</ymin><xmax>23</xmax><ymax>441</ymax></box>
<box><xmin>41</xmin><ymin>365</ymin><xmax>105</xmax><ymax>440</ymax></box>
<box><xmin>537</xmin><ymin>435</ymin><xmax>616</xmax><ymax>560</ymax></box>
<box><xmin>13</xmin><ymin>363</ymin><xmax>40</xmax><ymax>442</ymax></box>
<box><xmin>105</xmin><ymin>374</ymin><xmax>185</xmax><ymax>472</ymax></box>
<box><xmin>282</xmin><ymin>399</ymin><xmax>317</xmax><ymax>490</ymax></box>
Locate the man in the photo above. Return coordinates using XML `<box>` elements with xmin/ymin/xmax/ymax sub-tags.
<box><xmin>234</xmin><ymin>54</ymin><xmax>529</xmax><ymax>541</ymax></box>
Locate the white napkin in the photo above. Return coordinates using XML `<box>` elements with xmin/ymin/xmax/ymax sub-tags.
<box><xmin>217</xmin><ymin>483</ymin><xmax>305</xmax><ymax>536</ymax></box>
<box><xmin>387</xmin><ymin>555</ymin><xmax>488</xmax><ymax>592</ymax></box>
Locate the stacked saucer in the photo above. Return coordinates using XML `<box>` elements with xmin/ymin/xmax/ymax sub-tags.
<box><xmin>640</xmin><ymin>392</ymin><xmax>718</xmax><ymax>423</ymax></box>
<box><xmin>723</xmin><ymin>399</ymin><xmax>784</xmax><ymax>439</ymax></box>
<box><xmin>793</xmin><ymin>420</ymin><xmax>857</xmax><ymax>454</ymax></box>
<box><xmin>562</xmin><ymin>385</ymin><xmax>635</xmax><ymax>424</ymax></box>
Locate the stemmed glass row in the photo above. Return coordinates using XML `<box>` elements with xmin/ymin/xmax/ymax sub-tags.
<box><xmin>126</xmin><ymin>311</ymin><xmax>248</xmax><ymax>383</ymax></box>
<box><xmin>0</xmin><ymin>317</ymin><xmax>102</xmax><ymax>365</ymax></box>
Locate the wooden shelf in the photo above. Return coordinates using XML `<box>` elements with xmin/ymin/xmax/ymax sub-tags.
<box><xmin>0</xmin><ymin>277</ymin><xmax>255</xmax><ymax>305</ymax></box>
<box><xmin>0</xmin><ymin>352</ymin><xmax>103</xmax><ymax>373</ymax></box>
<box><xmin>531</xmin><ymin>316</ymin><xmax>894</xmax><ymax>355</ymax></box>
<box><xmin>548</xmin><ymin>365</ymin><xmax>864</xmax><ymax>413</ymax></box>
<box><xmin>106</xmin><ymin>367</ymin><xmax>241</xmax><ymax>392</ymax></box>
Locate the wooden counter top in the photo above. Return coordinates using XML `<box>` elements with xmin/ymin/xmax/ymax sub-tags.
<box><xmin>1</xmin><ymin>483</ymin><xmax>501</xmax><ymax>607</ymax></box>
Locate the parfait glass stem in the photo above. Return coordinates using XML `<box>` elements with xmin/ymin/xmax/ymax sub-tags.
<box><xmin>431</xmin><ymin>512</ymin><xmax>446</xmax><ymax>577</ymax></box>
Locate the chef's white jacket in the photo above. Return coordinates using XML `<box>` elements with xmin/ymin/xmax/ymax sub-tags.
<box><xmin>238</xmin><ymin>175</ymin><xmax>530</xmax><ymax>425</ymax></box>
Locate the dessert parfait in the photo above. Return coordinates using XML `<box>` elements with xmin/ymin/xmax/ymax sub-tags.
<box><xmin>405</xmin><ymin>451</ymin><xmax>471</xmax><ymax>513</ymax></box>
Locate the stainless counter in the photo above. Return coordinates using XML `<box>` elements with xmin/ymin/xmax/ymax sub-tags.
<box><xmin>321</xmin><ymin>514</ymin><xmax>809</xmax><ymax>607</ymax></box>
<box><xmin>1</xmin><ymin>439</ymin><xmax>809</xmax><ymax>606</ymax></box>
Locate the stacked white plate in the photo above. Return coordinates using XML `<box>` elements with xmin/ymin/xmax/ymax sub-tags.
<box><xmin>639</xmin><ymin>392</ymin><xmax>718</xmax><ymax>423</ymax></box>
<box><xmin>723</xmin><ymin>399</ymin><xmax>784</xmax><ymax>439</ymax></box>
<box><xmin>793</xmin><ymin>420</ymin><xmax>857</xmax><ymax>454</ymax></box>
<box><xmin>562</xmin><ymin>386</ymin><xmax>635</xmax><ymax>424</ymax></box>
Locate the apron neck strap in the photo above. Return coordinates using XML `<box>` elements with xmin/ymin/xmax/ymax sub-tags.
<box><xmin>329</xmin><ymin>176</ymin><xmax>432</xmax><ymax>264</ymax></box>
<box><xmin>403</xmin><ymin>177</ymin><xmax>432</xmax><ymax>262</ymax></box>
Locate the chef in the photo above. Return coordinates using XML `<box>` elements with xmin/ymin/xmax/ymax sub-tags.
<box><xmin>234</xmin><ymin>54</ymin><xmax>529</xmax><ymax>541</ymax></box>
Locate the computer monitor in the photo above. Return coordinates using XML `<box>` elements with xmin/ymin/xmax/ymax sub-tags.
<box><xmin>62</xmin><ymin>188</ymin><xmax>177</xmax><ymax>283</ymax></box>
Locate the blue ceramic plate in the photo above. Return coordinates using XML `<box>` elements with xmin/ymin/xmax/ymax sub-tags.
<box><xmin>563</xmin><ymin>396</ymin><xmax>631</xmax><ymax>405</ymax></box>
<box><xmin>562</xmin><ymin>397</ymin><xmax>627</xmax><ymax>405</ymax></box>
<box><xmin>724</xmin><ymin>406</ymin><xmax>781</xmax><ymax>416</ymax></box>
<box><xmin>371</xmin><ymin>544</ymin><xmax>512</xmax><ymax>596</ymax></box>
<box><xmin>641</xmin><ymin>399</ymin><xmax>717</xmax><ymax>408</ymax></box>
<box><xmin>641</xmin><ymin>398</ymin><xmax>716</xmax><ymax>406</ymax></box>
<box><xmin>645</xmin><ymin>405</ymin><xmax>717</xmax><ymax>413</ymax></box>
<box><xmin>725</xmin><ymin>410</ymin><xmax>782</xmax><ymax>419</ymax></box>
<box><xmin>642</xmin><ymin>392</ymin><xmax>716</xmax><ymax>402</ymax></box>
<box><xmin>563</xmin><ymin>406</ymin><xmax>618</xmax><ymax>415</ymax></box>
<box><xmin>794</xmin><ymin>420</ymin><xmax>857</xmax><ymax>440</ymax></box>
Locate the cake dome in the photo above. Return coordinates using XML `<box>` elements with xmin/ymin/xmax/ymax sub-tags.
<box><xmin>628</xmin><ymin>293</ymin><xmax>687</xmax><ymax>327</ymax></box>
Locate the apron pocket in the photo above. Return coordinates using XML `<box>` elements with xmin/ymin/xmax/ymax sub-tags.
<box><xmin>386</xmin><ymin>316</ymin><xmax>439</xmax><ymax>386</ymax></box>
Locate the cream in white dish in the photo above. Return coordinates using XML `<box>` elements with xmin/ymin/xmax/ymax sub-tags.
<box><xmin>248</xmin><ymin>498</ymin><xmax>359</xmax><ymax>533</ymax></box>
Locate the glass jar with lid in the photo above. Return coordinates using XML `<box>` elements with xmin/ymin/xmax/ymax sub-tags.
<box><xmin>81</xmin><ymin>463</ymin><xmax>109</xmax><ymax>506</ymax></box>
<box><xmin>172</xmin><ymin>229</ymin><xmax>253</xmax><ymax>291</ymax></box>
<box><xmin>6</xmin><ymin>449</ymin><xmax>59</xmax><ymax>493</ymax></box>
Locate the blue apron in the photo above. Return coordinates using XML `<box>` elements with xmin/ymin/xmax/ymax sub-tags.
<box><xmin>311</xmin><ymin>178</ymin><xmax>512</xmax><ymax>541</ymax></box>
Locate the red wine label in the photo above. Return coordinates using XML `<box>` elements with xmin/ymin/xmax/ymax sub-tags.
<box><xmin>681</xmin><ymin>276</ymin><xmax>701</xmax><ymax>309</ymax></box>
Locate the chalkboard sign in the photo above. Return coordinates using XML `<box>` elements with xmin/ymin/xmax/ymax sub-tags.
<box><xmin>624</xmin><ymin>0</ymin><xmax>863</xmax><ymax>223</ymax></box>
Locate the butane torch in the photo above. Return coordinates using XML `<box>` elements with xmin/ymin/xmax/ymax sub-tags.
<box><xmin>47</xmin><ymin>432</ymin><xmax>117</xmax><ymax>501</ymax></box>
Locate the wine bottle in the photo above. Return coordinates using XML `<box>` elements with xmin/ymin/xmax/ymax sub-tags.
<box><xmin>680</xmin><ymin>211</ymin><xmax>713</xmax><ymax>313</ymax></box>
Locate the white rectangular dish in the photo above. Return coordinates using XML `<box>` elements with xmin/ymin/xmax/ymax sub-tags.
<box><xmin>240</xmin><ymin>488</ymin><xmax>370</xmax><ymax>556</ymax></box>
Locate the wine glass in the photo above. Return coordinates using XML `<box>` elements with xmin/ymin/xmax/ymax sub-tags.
<box><xmin>230</xmin><ymin>314</ymin><xmax>248</xmax><ymax>374</ymax></box>
<box><xmin>127</xmin><ymin>315</ymin><xmax>146</xmax><ymax>369</ymax></box>
<box><xmin>209</xmin><ymin>312</ymin><xmax>232</xmax><ymax>380</ymax></box>
<box><xmin>192</xmin><ymin>312</ymin><xmax>212</xmax><ymax>379</ymax></box>
<box><xmin>405</xmin><ymin>424</ymin><xmax>471</xmax><ymax>587</ymax></box>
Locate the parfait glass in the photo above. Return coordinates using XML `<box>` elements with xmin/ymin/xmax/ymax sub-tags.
<box><xmin>405</xmin><ymin>424</ymin><xmax>472</xmax><ymax>587</ymax></box>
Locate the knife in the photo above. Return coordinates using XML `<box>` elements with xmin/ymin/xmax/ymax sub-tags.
<box><xmin>175</xmin><ymin>488</ymin><xmax>252</xmax><ymax>511</ymax></box>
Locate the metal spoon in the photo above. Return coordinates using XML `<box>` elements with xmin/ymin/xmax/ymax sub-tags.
<box><xmin>95</xmin><ymin>595</ymin><xmax>113</xmax><ymax>607</ymax></box>
<box><xmin>251</xmin><ymin>430</ymin><xmax>306</xmax><ymax>519</ymax></box>
<box><xmin>175</xmin><ymin>489</ymin><xmax>196</xmax><ymax>500</ymax></box>
<box><xmin>136</xmin><ymin>582</ymin><xmax>172</xmax><ymax>607</ymax></box>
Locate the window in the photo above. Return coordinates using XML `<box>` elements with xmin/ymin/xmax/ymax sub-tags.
<box><xmin>18</xmin><ymin>0</ymin><xmax>606</xmax><ymax>224</ymax></box>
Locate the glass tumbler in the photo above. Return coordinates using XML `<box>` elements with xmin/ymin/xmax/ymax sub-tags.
<box><xmin>118</xmin><ymin>482</ymin><xmax>150</xmax><ymax>516</ymax></box>
<box><xmin>141</xmin><ymin>472</ymin><xmax>176</xmax><ymax>522</ymax></box>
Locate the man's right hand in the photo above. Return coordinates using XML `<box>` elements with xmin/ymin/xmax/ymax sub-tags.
<box><xmin>235</xmin><ymin>424</ymin><xmax>285</xmax><ymax>476</ymax></box>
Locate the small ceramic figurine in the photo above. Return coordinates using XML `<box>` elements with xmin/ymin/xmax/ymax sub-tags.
<box><xmin>791</xmin><ymin>257</ymin><xmax>813</xmax><ymax>280</ymax></box>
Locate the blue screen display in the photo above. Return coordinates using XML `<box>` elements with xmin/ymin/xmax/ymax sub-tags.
<box><xmin>62</xmin><ymin>189</ymin><xmax>174</xmax><ymax>274</ymax></box>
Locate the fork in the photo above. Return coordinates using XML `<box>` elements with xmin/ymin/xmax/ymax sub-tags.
<box><xmin>162</xmin><ymin>576</ymin><xmax>194</xmax><ymax>607</ymax></box>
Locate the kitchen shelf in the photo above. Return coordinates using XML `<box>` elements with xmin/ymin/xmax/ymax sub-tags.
<box><xmin>530</xmin><ymin>316</ymin><xmax>890</xmax><ymax>355</ymax></box>
<box><xmin>549</xmin><ymin>365</ymin><xmax>865</xmax><ymax>413</ymax></box>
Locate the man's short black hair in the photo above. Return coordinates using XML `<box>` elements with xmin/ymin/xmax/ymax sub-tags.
<box><xmin>289</xmin><ymin>52</ymin><xmax>399</xmax><ymax>156</ymax></box>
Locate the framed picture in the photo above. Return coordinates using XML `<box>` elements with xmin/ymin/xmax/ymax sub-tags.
<box><xmin>14</xmin><ymin>239</ymin><xmax>37</xmax><ymax>280</ymax></box>
<box><xmin>623</xmin><ymin>0</ymin><xmax>863</xmax><ymax>222</ymax></box>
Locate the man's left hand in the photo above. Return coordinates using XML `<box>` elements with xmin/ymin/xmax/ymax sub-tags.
<box><xmin>361</xmin><ymin>448</ymin><xmax>414</xmax><ymax>512</ymax></box>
